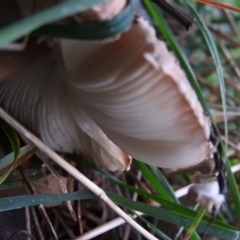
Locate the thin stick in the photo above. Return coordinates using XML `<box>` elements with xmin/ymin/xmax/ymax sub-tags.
<box><xmin>19</xmin><ymin>167</ymin><xmax>58</xmax><ymax>240</ymax></box>
<box><xmin>30</xmin><ymin>207</ymin><xmax>45</xmax><ymax>240</ymax></box>
<box><xmin>194</xmin><ymin>0</ymin><xmax>240</xmax><ymax>13</ymax></box>
<box><xmin>0</xmin><ymin>107</ymin><xmax>158</xmax><ymax>240</ymax></box>
<box><xmin>25</xmin><ymin>207</ymin><xmax>31</xmax><ymax>240</ymax></box>
<box><xmin>10</xmin><ymin>230</ymin><xmax>36</xmax><ymax>240</ymax></box>
<box><xmin>123</xmin><ymin>171</ymin><xmax>142</xmax><ymax>240</ymax></box>
<box><xmin>75</xmin><ymin>215</ymin><xmax>138</xmax><ymax>240</ymax></box>
<box><xmin>41</xmin><ymin>159</ymin><xmax>77</xmax><ymax>221</ymax></box>
<box><xmin>53</xmin><ymin>209</ymin><xmax>76</xmax><ymax>239</ymax></box>
<box><xmin>77</xmin><ymin>182</ymin><xmax>84</xmax><ymax>235</ymax></box>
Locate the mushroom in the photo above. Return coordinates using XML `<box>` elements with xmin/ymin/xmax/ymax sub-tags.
<box><xmin>0</xmin><ymin>0</ymin><xmax>225</xmax><ymax>212</ymax></box>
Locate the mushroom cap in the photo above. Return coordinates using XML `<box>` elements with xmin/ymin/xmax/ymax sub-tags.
<box><xmin>60</xmin><ymin>17</ymin><xmax>212</xmax><ymax>168</ymax></box>
<box><xmin>0</xmin><ymin>16</ymin><xmax>212</xmax><ymax>171</ymax></box>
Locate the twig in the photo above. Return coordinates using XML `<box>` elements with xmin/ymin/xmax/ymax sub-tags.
<box><xmin>208</xmin><ymin>25</ymin><xmax>240</xmax><ymax>48</ymax></box>
<box><xmin>221</xmin><ymin>136</ymin><xmax>240</xmax><ymax>153</ymax></box>
<box><xmin>219</xmin><ymin>42</ymin><xmax>240</xmax><ymax>80</ymax></box>
<box><xmin>0</xmin><ymin>107</ymin><xmax>158</xmax><ymax>240</ymax></box>
<box><xmin>77</xmin><ymin>182</ymin><xmax>84</xmax><ymax>235</ymax></box>
<box><xmin>53</xmin><ymin>209</ymin><xmax>76</xmax><ymax>239</ymax></box>
<box><xmin>25</xmin><ymin>207</ymin><xmax>31</xmax><ymax>240</ymax></box>
<box><xmin>123</xmin><ymin>171</ymin><xmax>142</xmax><ymax>240</ymax></box>
<box><xmin>30</xmin><ymin>207</ymin><xmax>45</xmax><ymax>240</ymax></box>
<box><xmin>41</xmin><ymin>159</ymin><xmax>77</xmax><ymax>221</ymax></box>
<box><xmin>223</xmin><ymin>10</ymin><xmax>240</xmax><ymax>42</ymax></box>
<box><xmin>10</xmin><ymin>230</ymin><xmax>36</xmax><ymax>240</ymax></box>
<box><xmin>74</xmin><ymin>215</ymin><xmax>138</xmax><ymax>240</ymax></box>
<box><xmin>19</xmin><ymin>167</ymin><xmax>58</xmax><ymax>240</ymax></box>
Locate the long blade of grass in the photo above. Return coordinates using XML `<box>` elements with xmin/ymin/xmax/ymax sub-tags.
<box><xmin>74</xmin><ymin>157</ymin><xmax>236</xmax><ymax>237</ymax></box>
<box><xmin>0</xmin><ymin>145</ymin><xmax>34</xmax><ymax>174</ymax></box>
<box><xmin>149</xmin><ymin>165</ymin><xmax>179</xmax><ymax>203</ymax></box>
<box><xmin>0</xmin><ymin>190</ymin><xmax>95</xmax><ymax>212</ymax></box>
<box><xmin>0</xmin><ymin>0</ymin><xmax>107</xmax><ymax>47</ymax></box>
<box><xmin>108</xmin><ymin>193</ymin><xmax>239</xmax><ymax>240</ymax></box>
<box><xmin>31</xmin><ymin>2</ymin><xmax>134</xmax><ymax>40</ymax></box>
<box><xmin>136</xmin><ymin>214</ymin><xmax>172</xmax><ymax>240</ymax></box>
<box><xmin>0</xmin><ymin>189</ymin><xmax>238</xmax><ymax>239</ymax></box>
<box><xmin>183</xmin><ymin>0</ymin><xmax>228</xmax><ymax>159</ymax></box>
<box><xmin>183</xmin><ymin>206</ymin><xmax>206</xmax><ymax>240</ymax></box>
<box><xmin>134</xmin><ymin>160</ymin><xmax>173</xmax><ymax>201</ymax></box>
<box><xmin>181</xmin><ymin>0</ymin><xmax>240</xmax><ymax>224</ymax></box>
<box><xmin>0</xmin><ymin>120</ymin><xmax>20</xmax><ymax>184</ymax></box>
<box><xmin>145</xmin><ymin>0</ymin><xmax>240</xmax><ymax>232</ymax></box>
<box><xmin>135</xmin><ymin>161</ymin><xmax>201</xmax><ymax>239</ymax></box>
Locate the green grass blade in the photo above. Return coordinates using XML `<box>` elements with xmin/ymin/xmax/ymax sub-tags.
<box><xmin>183</xmin><ymin>206</ymin><xmax>206</xmax><ymax>240</ymax></box>
<box><xmin>0</xmin><ymin>145</ymin><xmax>33</xmax><ymax>171</ymax></box>
<box><xmin>137</xmin><ymin>214</ymin><xmax>172</xmax><ymax>240</ymax></box>
<box><xmin>145</xmin><ymin>0</ymin><xmax>240</xmax><ymax>230</ymax></box>
<box><xmin>0</xmin><ymin>120</ymin><xmax>20</xmax><ymax>184</ymax></box>
<box><xmin>74</xmin><ymin>157</ymin><xmax>236</xmax><ymax>236</ymax></box>
<box><xmin>134</xmin><ymin>160</ymin><xmax>172</xmax><ymax>201</ymax></box>
<box><xmin>182</xmin><ymin>0</ymin><xmax>240</xmax><ymax>224</ymax></box>
<box><xmin>31</xmin><ymin>2</ymin><xmax>134</xmax><ymax>40</ymax></box>
<box><xmin>0</xmin><ymin>0</ymin><xmax>107</xmax><ymax>47</ymax></box>
<box><xmin>108</xmin><ymin>193</ymin><xmax>239</xmax><ymax>240</ymax></box>
<box><xmin>0</xmin><ymin>187</ymin><xmax>237</xmax><ymax>239</ymax></box>
<box><xmin>149</xmin><ymin>166</ymin><xmax>179</xmax><ymax>204</ymax></box>
<box><xmin>183</xmin><ymin>0</ymin><xmax>228</xmax><ymax>149</ymax></box>
<box><xmin>135</xmin><ymin>160</ymin><xmax>199</xmax><ymax>239</ymax></box>
<box><xmin>0</xmin><ymin>190</ymin><xmax>95</xmax><ymax>212</ymax></box>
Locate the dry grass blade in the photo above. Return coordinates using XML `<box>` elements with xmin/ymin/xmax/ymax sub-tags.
<box><xmin>19</xmin><ymin>167</ymin><xmax>58</xmax><ymax>240</ymax></box>
<box><xmin>30</xmin><ymin>207</ymin><xmax>44</xmax><ymax>240</ymax></box>
<box><xmin>41</xmin><ymin>160</ymin><xmax>77</xmax><ymax>221</ymax></box>
<box><xmin>25</xmin><ymin>207</ymin><xmax>31</xmax><ymax>240</ymax></box>
<box><xmin>10</xmin><ymin>230</ymin><xmax>36</xmax><ymax>240</ymax></box>
<box><xmin>0</xmin><ymin>107</ymin><xmax>158</xmax><ymax>240</ymax></box>
<box><xmin>194</xmin><ymin>0</ymin><xmax>240</xmax><ymax>13</ymax></box>
<box><xmin>74</xmin><ymin>213</ymin><xmax>140</xmax><ymax>240</ymax></box>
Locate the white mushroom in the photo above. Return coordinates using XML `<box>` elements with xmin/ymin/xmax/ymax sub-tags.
<box><xmin>188</xmin><ymin>180</ymin><xmax>225</xmax><ymax>214</ymax></box>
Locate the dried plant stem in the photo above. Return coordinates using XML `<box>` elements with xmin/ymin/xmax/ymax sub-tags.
<box><xmin>77</xmin><ymin>182</ymin><xmax>84</xmax><ymax>235</ymax></box>
<box><xmin>30</xmin><ymin>207</ymin><xmax>45</xmax><ymax>240</ymax></box>
<box><xmin>25</xmin><ymin>207</ymin><xmax>31</xmax><ymax>240</ymax></box>
<box><xmin>219</xmin><ymin>42</ymin><xmax>240</xmax><ymax>80</ymax></box>
<box><xmin>53</xmin><ymin>209</ymin><xmax>76</xmax><ymax>239</ymax></box>
<box><xmin>41</xmin><ymin>159</ymin><xmax>77</xmax><ymax>221</ymax></box>
<box><xmin>123</xmin><ymin>171</ymin><xmax>142</xmax><ymax>240</ymax></box>
<box><xmin>223</xmin><ymin>9</ymin><xmax>240</xmax><ymax>42</ymax></box>
<box><xmin>19</xmin><ymin>167</ymin><xmax>58</xmax><ymax>240</ymax></box>
<box><xmin>0</xmin><ymin>107</ymin><xmax>158</xmax><ymax>240</ymax></box>
<box><xmin>75</xmin><ymin>214</ymin><xmax>140</xmax><ymax>240</ymax></box>
<box><xmin>195</xmin><ymin>0</ymin><xmax>240</xmax><ymax>13</ymax></box>
<box><xmin>10</xmin><ymin>230</ymin><xmax>36</xmax><ymax>240</ymax></box>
